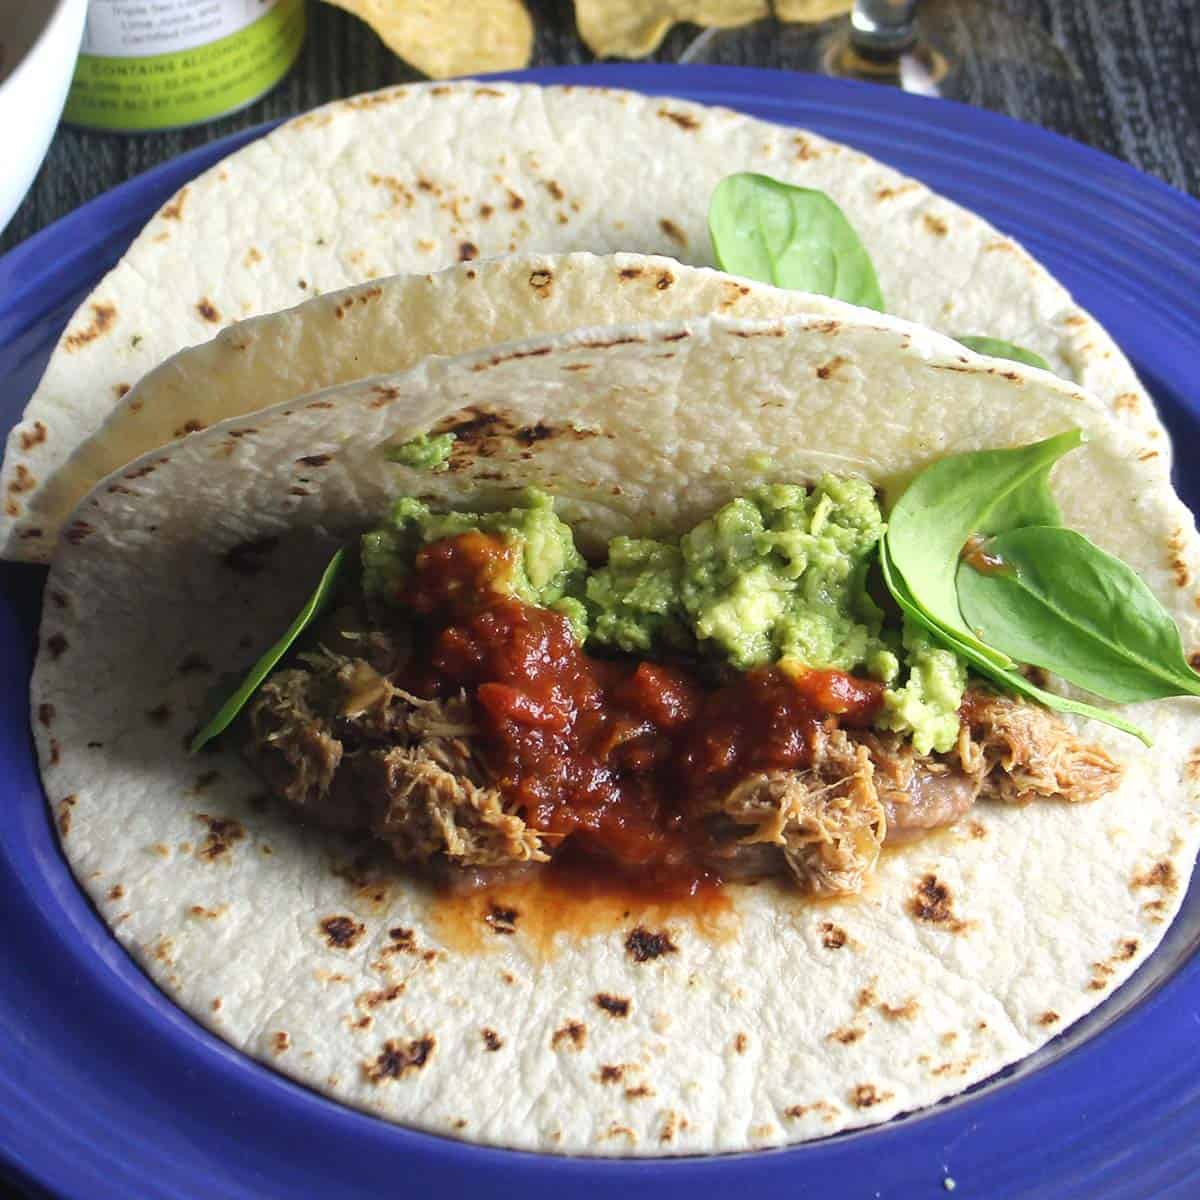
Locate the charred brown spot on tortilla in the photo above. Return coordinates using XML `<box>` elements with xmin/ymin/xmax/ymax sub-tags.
<box><xmin>551</xmin><ymin>1021</ymin><xmax>587</xmax><ymax>1050</ymax></box>
<box><xmin>733</xmin><ymin>1033</ymin><xmax>748</xmax><ymax>1054</ymax></box>
<box><xmin>18</xmin><ymin>420</ymin><xmax>47</xmax><ymax>451</ymax></box>
<box><xmin>360</xmin><ymin>983</ymin><xmax>405</xmax><ymax>1010</ymax></box>
<box><xmin>36</xmin><ymin>703</ymin><xmax>55</xmax><ymax>728</ymax></box>
<box><xmin>595</xmin><ymin>993</ymin><xmax>631</xmax><ymax>1018</ymax></box>
<box><xmin>159</xmin><ymin>188</ymin><xmax>188</xmax><ymax>220</ymax></box>
<box><xmin>1167</xmin><ymin>528</ymin><xmax>1191</xmax><ymax>587</ymax></box>
<box><xmin>923</xmin><ymin>213</ymin><xmax>949</xmax><ymax>236</ymax></box>
<box><xmin>456</xmin><ymin>241</ymin><xmax>479</xmax><ymax>263</ymax></box>
<box><xmin>7</xmin><ymin>465</ymin><xmax>34</xmax><ymax>494</ymax></box>
<box><xmin>625</xmin><ymin>926</ymin><xmax>677</xmax><ymax>962</ymax></box>
<box><xmin>581</xmin><ymin>334</ymin><xmax>645</xmax><ymax>351</ymax></box>
<box><xmin>618</xmin><ymin>267</ymin><xmax>642</xmax><ymax>281</ymax></box>
<box><xmin>1113</xmin><ymin>392</ymin><xmax>1140</xmax><ymax>413</ymax></box>
<box><xmin>1117</xmin><ymin>938</ymin><xmax>1139</xmax><ymax>960</ymax></box>
<box><xmin>64</xmin><ymin>518</ymin><xmax>95</xmax><ymax>544</ymax></box>
<box><xmin>655</xmin><ymin>269</ymin><xmax>676</xmax><ymax>291</ymax></box>
<box><xmin>829</xmin><ymin>1026</ymin><xmax>864</xmax><ymax>1045</ymax></box>
<box><xmin>195</xmin><ymin>298</ymin><xmax>221</xmax><ymax>324</ymax></box>
<box><xmin>820</xmin><ymin>921</ymin><xmax>848</xmax><ymax>949</ymax></box>
<box><xmin>18</xmin><ymin>527</ymin><xmax>43</xmax><ymax>540</ymax></box>
<box><xmin>57</xmin><ymin>795</ymin><xmax>77</xmax><ymax>835</ymax></box>
<box><xmin>106</xmin><ymin>884</ymin><xmax>124</xmax><ymax>902</ymax></box>
<box><xmin>297</xmin><ymin>454</ymin><xmax>331</xmax><ymax>468</ymax></box>
<box><xmin>542</xmin><ymin>179</ymin><xmax>565</xmax><ymax>202</ymax></box>
<box><xmin>364</xmin><ymin>1035</ymin><xmax>435</xmax><ymax>1084</ymax></box>
<box><xmin>484</xmin><ymin>902</ymin><xmax>519</xmax><ymax>935</ymax></box>
<box><xmin>172</xmin><ymin>418</ymin><xmax>206</xmax><ymax>437</ymax></box>
<box><xmin>598</xmin><ymin>1063</ymin><xmax>625</xmax><ymax>1084</ymax></box>
<box><xmin>879</xmin><ymin>997</ymin><xmax>919</xmax><ymax>1020</ymax></box>
<box><xmin>658</xmin><ymin>218</ymin><xmax>687</xmax><ymax>246</ymax></box>
<box><xmin>1132</xmin><ymin>859</ymin><xmax>1178</xmax><ymax>892</ymax></box>
<box><xmin>369</xmin><ymin>385</ymin><xmax>401</xmax><ymax>409</ymax></box>
<box><xmin>658</xmin><ymin>107</ymin><xmax>700</xmax><ymax>131</ymax></box>
<box><xmin>817</xmin><ymin>356</ymin><xmax>848</xmax><ymax>380</ymax></box>
<box><xmin>195</xmin><ymin>813</ymin><xmax>245</xmax><ymax>862</ymax></box>
<box><xmin>5</xmin><ymin>500</ymin><xmax>18</xmax><ymax>517</ymax></box>
<box><xmin>908</xmin><ymin>874</ymin><xmax>968</xmax><ymax>932</ymax></box>
<box><xmin>480</xmin><ymin>1028</ymin><xmax>503</xmax><ymax>1052</ymax></box>
<box><xmin>268</xmin><ymin>1031</ymin><xmax>290</xmax><ymax>1055</ymax></box>
<box><xmin>64</xmin><ymin>302</ymin><xmax>117</xmax><ymax>351</ymax></box>
<box><xmin>146</xmin><ymin>704</ymin><xmax>170</xmax><ymax>726</ymax></box>
<box><xmin>1038</xmin><ymin>1010</ymin><xmax>1061</xmax><ymax>1026</ymax></box>
<box><xmin>320</xmin><ymin>914</ymin><xmax>365</xmax><ymax>949</ymax></box>
<box><xmin>733</xmin><ymin>327</ymin><xmax>786</xmax><ymax>339</ymax></box>
<box><xmin>189</xmin><ymin>905</ymin><xmax>223</xmax><ymax>919</ymax></box>
<box><xmin>851</xmin><ymin>1083</ymin><xmax>892</xmax><ymax>1109</ymax></box>
<box><xmin>221</xmin><ymin>536</ymin><xmax>279</xmax><ymax>575</ymax></box>
<box><xmin>45</xmin><ymin>633</ymin><xmax>68</xmax><ymax>660</ymax></box>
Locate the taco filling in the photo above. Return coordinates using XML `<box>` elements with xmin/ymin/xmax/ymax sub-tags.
<box><xmin>243</xmin><ymin>481</ymin><xmax>1121</xmax><ymax>897</ymax></box>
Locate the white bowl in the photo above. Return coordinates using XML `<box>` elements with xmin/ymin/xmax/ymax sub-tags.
<box><xmin>0</xmin><ymin>0</ymin><xmax>87</xmax><ymax>238</ymax></box>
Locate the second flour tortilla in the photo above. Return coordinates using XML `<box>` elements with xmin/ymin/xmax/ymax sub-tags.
<box><xmin>0</xmin><ymin>80</ymin><xmax>1161</xmax><ymax>560</ymax></box>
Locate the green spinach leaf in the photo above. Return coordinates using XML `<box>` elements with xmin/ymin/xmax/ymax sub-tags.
<box><xmin>884</xmin><ymin>429</ymin><xmax>1083</xmax><ymax>669</ymax></box>
<box><xmin>956</xmin><ymin>336</ymin><xmax>1052</xmax><ymax>372</ymax></box>
<box><xmin>708</xmin><ymin>173</ymin><xmax>885</xmax><ymax>311</ymax></box>
<box><xmin>881</xmin><ymin>543</ymin><xmax>1150</xmax><ymax>743</ymax></box>
<box><xmin>189</xmin><ymin>548</ymin><xmax>346</xmax><ymax>753</ymax></box>
<box><xmin>958</xmin><ymin>525</ymin><xmax>1200</xmax><ymax>703</ymax></box>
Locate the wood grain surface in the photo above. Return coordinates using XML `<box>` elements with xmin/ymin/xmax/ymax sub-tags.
<box><xmin>1</xmin><ymin>0</ymin><xmax>1196</xmax><ymax>255</ymax></box>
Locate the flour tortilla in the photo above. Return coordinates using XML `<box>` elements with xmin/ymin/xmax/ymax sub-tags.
<box><xmin>35</xmin><ymin>311</ymin><xmax>1200</xmax><ymax>1155</ymax></box>
<box><xmin>24</xmin><ymin>253</ymin><xmax>849</xmax><ymax>567</ymax></box>
<box><xmin>0</xmin><ymin>80</ymin><xmax>1159</xmax><ymax>562</ymax></box>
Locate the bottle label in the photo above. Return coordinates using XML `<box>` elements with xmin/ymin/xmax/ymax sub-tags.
<box><xmin>65</xmin><ymin>0</ymin><xmax>305</xmax><ymax>131</ymax></box>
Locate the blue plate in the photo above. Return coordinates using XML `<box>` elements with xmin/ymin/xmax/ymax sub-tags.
<box><xmin>2</xmin><ymin>64</ymin><xmax>1200</xmax><ymax>1200</ymax></box>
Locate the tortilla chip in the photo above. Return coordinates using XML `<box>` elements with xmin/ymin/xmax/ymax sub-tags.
<box><xmin>577</xmin><ymin>0</ymin><xmax>852</xmax><ymax>58</ymax></box>
<box><xmin>321</xmin><ymin>0</ymin><xmax>532</xmax><ymax>78</ymax></box>
<box><xmin>775</xmin><ymin>0</ymin><xmax>853</xmax><ymax>20</ymax></box>
<box><xmin>576</xmin><ymin>0</ymin><xmax>769</xmax><ymax>58</ymax></box>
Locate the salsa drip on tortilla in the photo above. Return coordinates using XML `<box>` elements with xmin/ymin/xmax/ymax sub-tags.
<box><xmin>242</xmin><ymin>482</ymin><xmax>1121</xmax><ymax>898</ymax></box>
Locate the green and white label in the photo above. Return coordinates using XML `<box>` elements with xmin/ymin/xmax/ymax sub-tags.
<box><xmin>65</xmin><ymin>0</ymin><xmax>306</xmax><ymax>131</ymax></box>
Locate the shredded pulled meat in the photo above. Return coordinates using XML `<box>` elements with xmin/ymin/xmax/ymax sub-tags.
<box><xmin>959</xmin><ymin>689</ymin><xmax>1123</xmax><ymax>806</ymax></box>
<box><xmin>699</xmin><ymin>688</ymin><xmax>1122</xmax><ymax>893</ymax></box>
<box><xmin>245</xmin><ymin>636</ymin><xmax>1122</xmax><ymax>895</ymax></box>
<box><xmin>245</xmin><ymin>650</ymin><xmax>546</xmax><ymax>868</ymax></box>
<box><xmin>704</xmin><ymin>730</ymin><xmax>885</xmax><ymax>895</ymax></box>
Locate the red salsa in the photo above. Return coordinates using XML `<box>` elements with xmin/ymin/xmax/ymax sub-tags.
<box><xmin>398</xmin><ymin>532</ymin><xmax>885</xmax><ymax>891</ymax></box>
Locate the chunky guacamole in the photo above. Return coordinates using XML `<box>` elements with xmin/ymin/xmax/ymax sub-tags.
<box><xmin>384</xmin><ymin>431</ymin><xmax>456</xmax><ymax>471</ymax></box>
<box><xmin>362</xmin><ymin>482</ymin><xmax>968</xmax><ymax>752</ymax></box>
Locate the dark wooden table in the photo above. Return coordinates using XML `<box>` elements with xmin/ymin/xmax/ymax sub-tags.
<box><xmin>2</xmin><ymin>0</ymin><xmax>1197</xmax><ymax>256</ymax></box>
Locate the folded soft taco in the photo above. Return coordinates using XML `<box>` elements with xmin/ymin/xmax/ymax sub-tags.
<box><xmin>0</xmin><ymin>80</ymin><xmax>1160</xmax><ymax>562</ymax></box>
<box><xmin>35</xmin><ymin>306</ymin><xmax>1200</xmax><ymax>1155</ymax></box>
<box><xmin>19</xmin><ymin>253</ymin><xmax>847</xmax><ymax>565</ymax></box>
